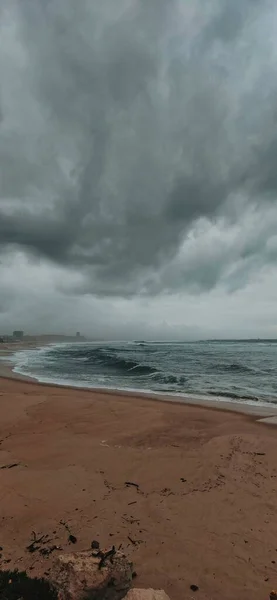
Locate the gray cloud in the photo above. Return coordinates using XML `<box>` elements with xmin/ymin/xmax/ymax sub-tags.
<box><xmin>1</xmin><ymin>0</ymin><xmax>277</xmax><ymax>296</ymax></box>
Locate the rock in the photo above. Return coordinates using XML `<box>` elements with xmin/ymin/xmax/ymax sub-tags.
<box><xmin>68</xmin><ymin>534</ymin><xmax>77</xmax><ymax>545</ymax></box>
<box><xmin>91</xmin><ymin>540</ymin><xmax>100</xmax><ymax>550</ymax></box>
<box><xmin>125</xmin><ymin>590</ymin><xmax>170</xmax><ymax>600</ymax></box>
<box><xmin>50</xmin><ymin>549</ymin><xmax>132</xmax><ymax>600</ymax></box>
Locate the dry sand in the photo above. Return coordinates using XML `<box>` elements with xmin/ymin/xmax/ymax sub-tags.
<box><xmin>0</xmin><ymin>361</ymin><xmax>277</xmax><ymax>600</ymax></box>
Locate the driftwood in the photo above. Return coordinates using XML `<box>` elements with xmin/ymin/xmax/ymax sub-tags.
<box><xmin>59</xmin><ymin>520</ymin><xmax>77</xmax><ymax>545</ymax></box>
<box><xmin>125</xmin><ymin>482</ymin><xmax>139</xmax><ymax>490</ymax></box>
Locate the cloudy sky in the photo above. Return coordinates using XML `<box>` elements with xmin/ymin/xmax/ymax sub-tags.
<box><xmin>1</xmin><ymin>0</ymin><xmax>277</xmax><ymax>340</ymax></box>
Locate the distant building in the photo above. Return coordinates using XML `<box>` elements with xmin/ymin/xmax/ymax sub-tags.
<box><xmin>13</xmin><ymin>330</ymin><xmax>24</xmax><ymax>340</ymax></box>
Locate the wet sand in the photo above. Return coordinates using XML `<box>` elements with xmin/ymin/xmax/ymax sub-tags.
<box><xmin>0</xmin><ymin>365</ymin><xmax>277</xmax><ymax>599</ymax></box>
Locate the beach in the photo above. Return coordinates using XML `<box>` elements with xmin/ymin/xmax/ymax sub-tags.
<box><xmin>0</xmin><ymin>361</ymin><xmax>277</xmax><ymax>599</ymax></box>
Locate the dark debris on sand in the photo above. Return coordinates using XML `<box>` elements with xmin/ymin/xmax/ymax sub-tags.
<box><xmin>26</xmin><ymin>531</ymin><xmax>61</xmax><ymax>557</ymax></box>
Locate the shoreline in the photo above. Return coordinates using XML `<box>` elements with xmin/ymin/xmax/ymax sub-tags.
<box><xmin>1</xmin><ymin>352</ymin><xmax>277</xmax><ymax>423</ymax></box>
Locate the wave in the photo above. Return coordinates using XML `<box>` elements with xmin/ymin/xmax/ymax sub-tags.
<box><xmin>151</xmin><ymin>373</ymin><xmax>187</xmax><ymax>386</ymax></box>
<box><xmin>53</xmin><ymin>346</ymin><xmax>158</xmax><ymax>376</ymax></box>
<box><xmin>229</xmin><ymin>363</ymin><xmax>254</xmax><ymax>373</ymax></box>
<box><xmin>207</xmin><ymin>390</ymin><xmax>261</xmax><ymax>402</ymax></box>
<box><xmin>210</xmin><ymin>362</ymin><xmax>254</xmax><ymax>374</ymax></box>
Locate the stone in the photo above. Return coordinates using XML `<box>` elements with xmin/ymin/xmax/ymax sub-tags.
<box><xmin>91</xmin><ymin>540</ymin><xmax>100</xmax><ymax>550</ymax></box>
<box><xmin>49</xmin><ymin>549</ymin><xmax>132</xmax><ymax>600</ymax></box>
<box><xmin>125</xmin><ymin>590</ymin><xmax>171</xmax><ymax>600</ymax></box>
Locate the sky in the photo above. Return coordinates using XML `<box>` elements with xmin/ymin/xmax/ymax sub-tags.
<box><xmin>1</xmin><ymin>0</ymin><xmax>277</xmax><ymax>340</ymax></box>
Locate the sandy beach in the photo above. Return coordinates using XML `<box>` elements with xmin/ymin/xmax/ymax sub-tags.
<box><xmin>0</xmin><ymin>363</ymin><xmax>277</xmax><ymax>600</ymax></box>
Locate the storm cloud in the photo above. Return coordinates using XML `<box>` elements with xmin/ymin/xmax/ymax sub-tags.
<box><xmin>1</xmin><ymin>0</ymin><xmax>277</xmax><ymax>296</ymax></box>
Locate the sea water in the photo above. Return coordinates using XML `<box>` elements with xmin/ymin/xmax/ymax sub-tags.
<box><xmin>7</xmin><ymin>340</ymin><xmax>277</xmax><ymax>408</ymax></box>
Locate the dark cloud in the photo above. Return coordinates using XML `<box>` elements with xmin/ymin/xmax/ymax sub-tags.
<box><xmin>201</xmin><ymin>0</ymin><xmax>260</xmax><ymax>45</ymax></box>
<box><xmin>0</xmin><ymin>0</ymin><xmax>277</xmax><ymax>295</ymax></box>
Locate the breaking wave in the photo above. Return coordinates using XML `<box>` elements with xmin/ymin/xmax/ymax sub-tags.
<box><xmin>207</xmin><ymin>390</ymin><xmax>260</xmax><ymax>402</ymax></box>
<box><xmin>55</xmin><ymin>346</ymin><xmax>158</xmax><ymax>376</ymax></box>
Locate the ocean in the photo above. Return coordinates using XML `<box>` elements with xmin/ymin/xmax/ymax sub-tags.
<box><xmin>6</xmin><ymin>340</ymin><xmax>277</xmax><ymax>407</ymax></box>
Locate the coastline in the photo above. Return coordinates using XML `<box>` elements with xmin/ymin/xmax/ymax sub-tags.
<box><xmin>1</xmin><ymin>346</ymin><xmax>277</xmax><ymax>421</ymax></box>
<box><xmin>1</xmin><ymin>352</ymin><xmax>277</xmax><ymax>598</ymax></box>
<box><xmin>0</xmin><ymin>361</ymin><xmax>37</xmax><ymax>382</ymax></box>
